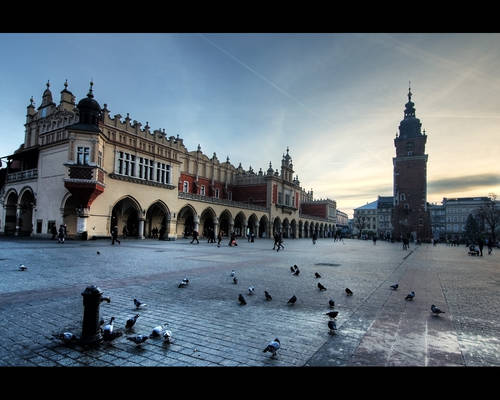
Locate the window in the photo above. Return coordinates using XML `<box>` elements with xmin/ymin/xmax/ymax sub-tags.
<box><xmin>97</xmin><ymin>150</ymin><xmax>103</xmax><ymax>167</ymax></box>
<box><xmin>201</xmin><ymin>185</ymin><xmax>206</xmax><ymax>196</ymax></box>
<box><xmin>183</xmin><ymin>181</ymin><xmax>189</xmax><ymax>193</ymax></box>
<box><xmin>215</xmin><ymin>188</ymin><xmax>219</xmax><ymax>199</ymax></box>
<box><xmin>285</xmin><ymin>194</ymin><xmax>290</xmax><ymax>206</ymax></box>
<box><xmin>77</xmin><ymin>146</ymin><xmax>90</xmax><ymax>165</ymax></box>
<box><xmin>228</xmin><ymin>191</ymin><xmax>232</xmax><ymax>201</ymax></box>
<box><xmin>278</xmin><ymin>192</ymin><xmax>283</xmax><ymax>204</ymax></box>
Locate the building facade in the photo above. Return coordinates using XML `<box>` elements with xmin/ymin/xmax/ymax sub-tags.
<box><xmin>0</xmin><ymin>81</ymin><xmax>338</xmax><ymax>240</ymax></box>
<box><xmin>428</xmin><ymin>203</ymin><xmax>446</xmax><ymax>240</ymax></box>
<box><xmin>391</xmin><ymin>86</ymin><xmax>432</xmax><ymax>242</ymax></box>
<box><xmin>377</xmin><ymin>196</ymin><xmax>394</xmax><ymax>239</ymax></box>
<box><xmin>353</xmin><ymin>200</ymin><xmax>378</xmax><ymax>237</ymax></box>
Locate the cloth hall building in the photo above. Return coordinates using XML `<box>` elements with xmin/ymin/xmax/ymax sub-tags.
<box><xmin>0</xmin><ymin>81</ymin><xmax>339</xmax><ymax>241</ymax></box>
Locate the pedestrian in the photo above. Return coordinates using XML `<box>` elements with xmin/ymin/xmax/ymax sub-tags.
<box><xmin>111</xmin><ymin>225</ymin><xmax>120</xmax><ymax>245</ymax></box>
<box><xmin>191</xmin><ymin>230</ymin><xmax>199</xmax><ymax>244</ymax></box>
<box><xmin>250</xmin><ymin>232</ymin><xmax>255</xmax><ymax>243</ymax></box>
<box><xmin>373</xmin><ymin>236</ymin><xmax>377</xmax><ymax>245</ymax></box>
<box><xmin>272</xmin><ymin>232</ymin><xmax>278</xmax><ymax>250</ymax></box>
<box><xmin>217</xmin><ymin>230</ymin><xmax>223</xmax><ymax>247</ymax></box>
<box><xmin>229</xmin><ymin>231</ymin><xmax>237</xmax><ymax>247</ymax></box>
<box><xmin>478</xmin><ymin>237</ymin><xmax>484</xmax><ymax>257</ymax></box>
<box><xmin>277</xmin><ymin>232</ymin><xmax>284</xmax><ymax>252</ymax></box>
<box><xmin>57</xmin><ymin>224</ymin><xmax>65</xmax><ymax>244</ymax></box>
<box><xmin>51</xmin><ymin>224</ymin><xmax>57</xmax><ymax>240</ymax></box>
<box><xmin>487</xmin><ymin>237</ymin><xmax>493</xmax><ymax>255</ymax></box>
<box><xmin>312</xmin><ymin>231</ymin><xmax>317</xmax><ymax>245</ymax></box>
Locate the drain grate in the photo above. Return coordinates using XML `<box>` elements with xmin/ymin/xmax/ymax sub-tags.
<box><xmin>315</xmin><ymin>263</ymin><xmax>341</xmax><ymax>267</ymax></box>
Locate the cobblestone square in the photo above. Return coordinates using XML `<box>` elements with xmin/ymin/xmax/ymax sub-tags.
<box><xmin>0</xmin><ymin>237</ymin><xmax>498</xmax><ymax>366</ymax></box>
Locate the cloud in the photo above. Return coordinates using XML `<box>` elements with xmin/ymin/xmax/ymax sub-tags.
<box><xmin>428</xmin><ymin>173</ymin><xmax>500</xmax><ymax>193</ymax></box>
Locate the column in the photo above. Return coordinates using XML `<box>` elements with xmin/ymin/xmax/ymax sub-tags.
<box><xmin>229</xmin><ymin>222</ymin><xmax>234</xmax><ymax>235</ymax></box>
<box><xmin>76</xmin><ymin>207</ymin><xmax>90</xmax><ymax>238</ymax></box>
<box><xmin>254</xmin><ymin>223</ymin><xmax>259</xmax><ymax>239</ymax></box>
<box><xmin>138</xmin><ymin>218</ymin><xmax>145</xmax><ymax>239</ymax></box>
<box><xmin>194</xmin><ymin>215</ymin><xmax>200</xmax><ymax>233</ymax></box>
<box><xmin>213</xmin><ymin>218</ymin><xmax>219</xmax><ymax>238</ymax></box>
<box><xmin>14</xmin><ymin>205</ymin><xmax>21</xmax><ymax>236</ymax></box>
<box><xmin>242</xmin><ymin>222</ymin><xmax>247</xmax><ymax>238</ymax></box>
<box><xmin>167</xmin><ymin>218</ymin><xmax>177</xmax><ymax>241</ymax></box>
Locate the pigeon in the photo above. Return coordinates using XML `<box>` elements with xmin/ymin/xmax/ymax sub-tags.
<box><xmin>238</xmin><ymin>294</ymin><xmax>247</xmax><ymax>305</ymax></box>
<box><xmin>325</xmin><ymin>311</ymin><xmax>339</xmax><ymax>319</ymax></box>
<box><xmin>230</xmin><ymin>270</ymin><xmax>236</xmax><ymax>277</ymax></box>
<box><xmin>233</xmin><ymin>277</ymin><xmax>238</xmax><ymax>285</ymax></box>
<box><xmin>293</xmin><ymin>265</ymin><xmax>298</xmax><ymax>271</ymax></box>
<box><xmin>102</xmin><ymin>317</ymin><xmax>115</xmax><ymax>336</ymax></box>
<box><xmin>125</xmin><ymin>314</ymin><xmax>140</xmax><ymax>330</ymax></box>
<box><xmin>293</xmin><ymin>268</ymin><xmax>300</xmax><ymax>276</ymax></box>
<box><xmin>328</xmin><ymin>299</ymin><xmax>335</xmax><ymax>308</ymax></box>
<box><xmin>178</xmin><ymin>280</ymin><xmax>188</xmax><ymax>288</ymax></box>
<box><xmin>150</xmin><ymin>323</ymin><xmax>168</xmax><ymax>338</ymax></box>
<box><xmin>263</xmin><ymin>338</ymin><xmax>280</xmax><ymax>358</ymax></box>
<box><xmin>134</xmin><ymin>299</ymin><xmax>147</xmax><ymax>309</ymax></box>
<box><xmin>248</xmin><ymin>286</ymin><xmax>255</xmax><ymax>295</ymax></box>
<box><xmin>315</xmin><ymin>272</ymin><xmax>321</xmax><ymax>279</ymax></box>
<box><xmin>290</xmin><ymin>266</ymin><xmax>295</xmax><ymax>273</ymax></box>
<box><xmin>97</xmin><ymin>251</ymin><xmax>100</xmax><ymax>255</ymax></box>
<box><xmin>390</xmin><ymin>283</ymin><xmax>399</xmax><ymax>290</ymax></box>
<box><xmin>345</xmin><ymin>288</ymin><xmax>353</xmax><ymax>296</ymax></box>
<box><xmin>264</xmin><ymin>291</ymin><xmax>273</xmax><ymax>301</ymax></box>
<box><xmin>287</xmin><ymin>295</ymin><xmax>297</xmax><ymax>305</ymax></box>
<box><xmin>127</xmin><ymin>334</ymin><xmax>149</xmax><ymax>346</ymax></box>
<box><xmin>53</xmin><ymin>332</ymin><xmax>78</xmax><ymax>344</ymax></box>
<box><xmin>405</xmin><ymin>291</ymin><xmax>415</xmax><ymax>301</ymax></box>
<box><xmin>183</xmin><ymin>277</ymin><xmax>190</xmax><ymax>284</ymax></box>
<box><xmin>19</xmin><ymin>264</ymin><xmax>27</xmax><ymax>271</ymax></box>
<box><xmin>431</xmin><ymin>304</ymin><xmax>445</xmax><ymax>315</ymax></box>
<box><xmin>317</xmin><ymin>282</ymin><xmax>327</xmax><ymax>291</ymax></box>
<box><xmin>328</xmin><ymin>320</ymin><xmax>337</xmax><ymax>334</ymax></box>
<box><xmin>103</xmin><ymin>330</ymin><xmax>122</xmax><ymax>342</ymax></box>
<box><xmin>163</xmin><ymin>329</ymin><xmax>172</xmax><ymax>344</ymax></box>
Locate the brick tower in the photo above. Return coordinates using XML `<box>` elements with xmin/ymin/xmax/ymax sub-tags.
<box><xmin>392</xmin><ymin>85</ymin><xmax>432</xmax><ymax>242</ymax></box>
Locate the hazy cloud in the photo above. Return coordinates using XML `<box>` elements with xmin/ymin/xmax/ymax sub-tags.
<box><xmin>428</xmin><ymin>173</ymin><xmax>500</xmax><ymax>193</ymax></box>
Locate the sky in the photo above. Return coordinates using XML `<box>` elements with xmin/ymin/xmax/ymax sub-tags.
<box><xmin>1</xmin><ymin>33</ymin><xmax>499</xmax><ymax>218</ymax></box>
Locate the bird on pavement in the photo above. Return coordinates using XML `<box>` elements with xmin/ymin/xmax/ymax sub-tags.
<box><xmin>230</xmin><ymin>270</ymin><xmax>236</xmax><ymax>277</ymax></box>
<box><xmin>248</xmin><ymin>286</ymin><xmax>255</xmax><ymax>295</ymax></box>
<box><xmin>390</xmin><ymin>283</ymin><xmax>399</xmax><ymax>290</ymax></box>
<box><xmin>293</xmin><ymin>265</ymin><xmax>299</xmax><ymax>271</ymax></box>
<box><xmin>163</xmin><ymin>329</ymin><xmax>172</xmax><ymax>344</ymax></box>
<box><xmin>265</xmin><ymin>291</ymin><xmax>273</xmax><ymax>301</ymax></box>
<box><xmin>290</xmin><ymin>266</ymin><xmax>295</xmax><ymax>273</ymax></box>
<box><xmin>19</xmin><ymin>264</ymin><xmax>27</xmax><ymax>271</ymax></box>
<box><xmin>127</xmin><ymin>335</ymin><xmax>149</xmax><ymax>346</ymax></box>
<box><xmin>134</xmin><ymin>299</ymin><xmax>147</xmax><ymax>309</ymax></box>
<box><xmin>318</xmin><ymin>282</ymin><xmax>327</xmax><ymax>291</ymax></box>
<box><xmin>53</xmin><ymin>332</ymin><xmax>78</xmax><ymax>344</ymax></box>
<box><xmin>328</xmin><ymin>320</ymin><xmax>337</xmax><ymax>334</ymax></box>
<box><xmin>97</xmin><ymin>251</ymin><xmax>100</xmax><ymax>255</ymax></box>
<box><xmin>238</xmin><ymin>294</ymin><xmax>247</xmax><ymax>305</ymax></box>
<box><xmin>263</xmin><ymin>338</ymin><xmax>280</xmax><ymax>358</ymax></box>
<box><xmin>102</xmin><ymin>317</ymin><xmax>115</xmax><ymax>336</ymax></box>
<box><xmin>315</xmin><ymin>272</ymin><xmax>321</xmax><ymax>279</ymax></box>
<box><xmin>233</xmin><ymin>277</ymin><xmax>238</xmax><ymax>285</ymax></box>
<box><xmin>287</xmin><ymin>295</ymin><xmax>297</xmax><ymax>305</ymax></box>
<box><xmin>345</xmin><ymin>288</ymin><xmax>353</xmax><ymax>296</ymax></box>
<box><xmin>178</xmin><ymin>280</ymin><xmax>188</xmax><ymax>288</ymax></box>
<box><xmin>431</xmin><ymin>304</ymin><xmax>445</xmax><ymax>315</ymax></box>
<box><xmin>325</xmin><ymin>311</ymin><xmax>339</xmax><ymax>319</ymax></box>
<box><xmin>125</xmin><ymin>314</ymin><xmax>140</xmax><ymax>330</ymax></box>
<box><xmin>150</xmin><ymin>323</ymin><xmax>168</xmax><ymax>338</ymax></box>
<box><xmin>293</xmin><ymin>268</ymin><xmax>300</xmax><ymax>276</ymax></box>
<box><xmin>328</xmin><ymin>299</ymin><xmax>335</xmax><ymax>308</ymax></box>
<box><xmin>405</xmin><ymin>291</ymin><xmax>415</xmax><ymax>301</ymax></box>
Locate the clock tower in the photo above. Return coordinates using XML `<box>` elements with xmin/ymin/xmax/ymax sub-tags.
<box><xmin>392</xmin><ymin>85</ymin><xmax>432</xmax><ymax>242</ymax></box>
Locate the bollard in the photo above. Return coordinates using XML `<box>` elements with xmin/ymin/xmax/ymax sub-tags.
<box><xmin>80</xmin><ymin>285</ymin><xmax>111</xmax><ymax>345</ymax></box>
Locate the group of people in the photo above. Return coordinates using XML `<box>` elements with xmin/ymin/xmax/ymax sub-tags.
<box><xmin>467</xmin><ymin>237</ymin><xmax>495</xmax><ymax>256</ymax></box>
<box><xmin>273</xmin><ymin>232</ymin><xmax>285</xmax><ymax>251</ymax></box>
<box><xmin>51</xmin><ymin>224</ymin><xmax>67</xmax><ymax>244</ymax></box>
<box><xmin>190</xmin><ymin>229</ymin><xmax>229</xmax><ymax>247</ymax></box>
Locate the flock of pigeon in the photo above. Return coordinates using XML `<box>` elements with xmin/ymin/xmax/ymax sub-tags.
<box><xmin>46</xmin><ymin>257</ymin><xmax>445</xmax><ymax>361</ymax></box>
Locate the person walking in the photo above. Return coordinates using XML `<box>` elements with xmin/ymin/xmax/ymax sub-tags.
<box><xmin>111</xmin><ymin>225</ymin><xmax>120</xmax><ymax>245</ymax></box>
<box><xmin>312</xmin><ymin>231</ymin><xmax>317</xmax><ymax>245</ymax></box>
<box><xmin>277</xmin><ymin>232</ymin><xmax>284</xmax><ymax>252</ymax></box>
<box><xmin>57</xmin><ymin>224</ymin><xmax>65</xmax><ymax>244</ymax></box>
<box><xmin>217</xmin><ymin>230</ymin><xmax>223</xmax><ymax>247</ymax></box>
<box><xmin>229</xmin><ymin>231</ymin><xmax>237</xmax><ymax>247</ymax></box>
<box><xmin>478</xmin><ymin>237</ymin><xmax>484</xmax><ymax>257</ymax></box>
<box><xmin>487</xmin><ymin>237</ymin><xmax>493</xmax><ymax>255</ymax></box>
<box><xmin>190</xmin><ymin>230</ymin><xmax>199</xmax><ymax>244</ymax></box>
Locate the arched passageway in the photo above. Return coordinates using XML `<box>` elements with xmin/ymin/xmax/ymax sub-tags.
<box><xmin>259</xmin><ymin>215</ymin><xmax>268</xmax><ymax>238</ymax></box>
<box><xmin>177</xmin><ymin>205</ymin><xmax>196</xmax><ymax>238</ymax></box>
<box><xmin>146</xmin><ymin>201</ymin><xmax>170</xmax><ymax>239</ymax></box>
<box><xmin>111</xmin><ymin>197</ymin><xmax>141</xmax><ymax>238</ymax></box>
<box><xmin>200</xmin><ymin>208</ymin><xmax>216</xmax><ymax>239</ymax></box>
<box><xmin>219</xmin><ymin>210</ymin><xmax>232</xmax><ymax>237</ymax></box>
<box><xmin>4</xmin><ymin>191</ymin><xmax>18</xmax><ymax>235</ymax></box>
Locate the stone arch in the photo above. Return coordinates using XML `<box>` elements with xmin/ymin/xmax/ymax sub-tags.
<box><xmin>62</xmin><ymin>195</ymin><xmax>80</xmax><ymax>237</ymax></box>
<box><xmin>111</xmin><ymin>196</ymin><xmax>143</xmax><ymax>238</ymax></box>
<box><xmin>219</xmin><ymin>209</ymin><xmax>233</xmax><ymax>237</ymax></box>
<box><xmin>233</xmin><ymin>211</ymin><xmax>247</xmax><ymax>237</ymax></box>
<box><xmin>177</xmin><ymin>204</ymin><xmax>198</xmax><ymax>238</ymax></box>
<box><xmin>3</xmin><ymin>189</ymin><xmax>18</xmax><ymax>235</ymax></box>
<box><xmin>273</xmin><ymin>216</ymin><xmax>282</xmax><ymax>235</ymax></box>
<box><xmin>259</xmin><ymin>214</ymin><xmax>269</xmax><ymax>238</ymax></box>
<box><xmin>247</xmin><ymin>213</ymin><xmax>259</xmax><ymax>237</ymax></box>
<box><xmin>145</xmin><ymin>200</ymin><xmax>171</xmax><ymax>239</ymax></box>
<box><xmin>290</xmin><ymin>219</ymin><xmax>297</xmax><ymax>239</ymax></box>
<box><xmin>18</xmin><ymin>187</ymin><xmax>36</xmax><ymax>236</ymax></box>
<box><xmin>200</xmin><ymin>207</ymin><xmax>217</xmax><ymax>238</ymax></box>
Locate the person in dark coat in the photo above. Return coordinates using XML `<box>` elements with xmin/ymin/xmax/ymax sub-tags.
<box><xmin>478</xmin><ymin>237</ymin><xmax>484</xmax><ymax>256</ymax></box>
<box><xmin>191</xmin><ymin>230</ymin><xmax>199</xmax><ymax>244</ymax></box>
<box><xmin>58</xmin><ymin>224</ymin><xmax>65</xmax><ymax>244</ymax></box>
<box><xmin>487</xmin><ymin>238</ymin><xmax>494</xmax><ymax>255</ymax></box>
<box><xmin>217</xmin><ymin>230</ymin><xmax>223</xmax><ymax>247</ymax></box>
<box><xmin>111</xmin><ymin>225</ymin><xmax>120</xmax><ymax>245</ymax></box>
<box><xmin>229</xmin><ymin>231</ymin><xmax>237</xmax><ymax>246</ymax></box>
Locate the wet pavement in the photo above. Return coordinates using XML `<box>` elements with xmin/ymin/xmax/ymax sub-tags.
<box><xmin>0</xmin><ymin>236</ymin><xmax>498</xmax><ymax>366</ymax></box>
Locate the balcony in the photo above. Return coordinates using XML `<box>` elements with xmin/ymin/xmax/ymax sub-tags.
<box><xmin>7</xmin><ymin>168</ymin><xmax>38</xmax><ymax>183</ymax></box>
<box><xmin>178</xmin><ymin>191</ymin><xmax>268</xmax><ymax>212</ymax></box>
<box><xmin>64</xmin><ymin>165</ymin><xmax>105</xmax><ymax>185</ymax></box>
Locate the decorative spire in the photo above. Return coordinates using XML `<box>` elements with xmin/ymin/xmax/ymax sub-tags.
<box><xmin>408</xmin><ymin>80</ymin><xmax>412</xmax><ymax>101</ymax></box>
<box><xmin>64</xmin><ymin>79</ymin><xmax>68</xmax><ymax>90</ymax></box>
<box><xmin>87</xmin><ymin>80</ymin><xmax>94</xmax><ymax>98</ymax></box>
<box><xmin>197</xmin><ymin>144</ymin><xmax>201</xmax><ymax>152</ymax></box>
<box><xmin>46</xmin><ymin>80</ymin><xmax>50</xmax><ymax>89</ymax></box>
<box><xmin>29</xmin><ymin>96</ymin><xmax>34</xmax><ymax>107</ymax></box>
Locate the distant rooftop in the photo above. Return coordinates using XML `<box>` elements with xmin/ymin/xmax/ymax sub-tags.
<box><xmin>356</xmin><ymin>200</ymin><xmax>378</xmax><ymax>210</ymax></box>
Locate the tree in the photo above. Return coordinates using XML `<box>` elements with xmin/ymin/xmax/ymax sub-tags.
<box><xmin>478</xmin><ymin>193</ymin><xmax>500</xmax><ymax>242</ymax></box>
<box><xmin>354</xmin><ymin>215</ymin><xmax>367</xmax><ymax>237</ymax></box>
<box><xmin>464</xmin><ymin>213</ymin><xmax>480</xmax><ymax>244</ymax></box>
